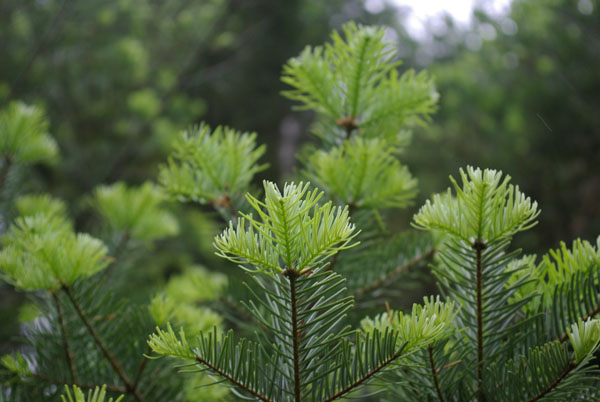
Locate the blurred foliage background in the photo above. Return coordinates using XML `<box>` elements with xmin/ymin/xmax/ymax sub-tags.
<box><xmin>0</xmin><ymin>0</ymin><xmax>598</xmax><ymax>361</ymax></box>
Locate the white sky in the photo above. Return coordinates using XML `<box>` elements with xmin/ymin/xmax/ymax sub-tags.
<box><xmin>365</xmin><ymin>0</ymin><xmax>513</xmax><ymax>36</ymax></box>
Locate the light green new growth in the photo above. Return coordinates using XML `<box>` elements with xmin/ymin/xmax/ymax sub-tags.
<box><xmin>159</xmin><ymin>124</ymin><xmax>267</xmax><ymax>204</ymax></box>
<box><xmin>15</xmin><ymin>194</ymin><xmax>68</xmax><ymax>219</ymax></box>
<box><xmin>361</xmin><ymin>296</ymin><xmax>456</xmax><ymax>351</ymax></box>
<box><xmin>413</xmin><ymin>166</ymin><xmax>540</xmax><ymax>244</ymax></box>
<box><xmin>568</xmin><ymin>319</ymin><xmax>600</xmax><ymax>361</ymax></box>
<box><xmin>0</xmin><ymin>214</ymin><xmax>109</xmax><ymax>290</ymax></box>
<box><xmin>94</xmin><ymin>181</ymin><xmax>179</xmax><ymax>241</ymax></box>
<box><xmin>410</xmin><ymin>166</ymin><xmax>600</xmax><ymax>401</ymax></box>
<box><xmin>61</xmin><ymin>385</ymin><xmax>124</xmax><ymax>402</ymax></box>
<box><xmin>1</xmin><ymin>352</ymin><xmax>31</xmax><ymax>376</ymax></box>
<box><xmin>0</xmin><ymin>101</ymin><xmax>58</xmax><ymax>164</ymax></box>
<box><xmin>214</xmin><ymin>181</ymin><xmax>358</xmax><ymax>273</ymax></box>
<box><xmin>282</xmin><ymin>22</ymin><xmax>437</xmax><ymax>144</ymax></box>
<box><xmin>305</xmin><ymin>137</ymin><xmax>417</xmax><ymax>208</ymax></box>
<box><xmin>150</xmin><ymin>267</ymin><xmax>225</xmax><ymax>335</ymax></box>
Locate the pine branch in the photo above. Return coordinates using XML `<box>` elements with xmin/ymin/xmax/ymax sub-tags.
<box><xmin>52</xmin><ymin>291</ymin><xmax>78</xmax><ymax>384</ymax></box>
<box><xmin>322</xmin><ymin>348</ymin><xmax>405</xmax><ymax>402</ymax></box>
<box><xmin>132</xmin><ymin>346</ymin><xmax>151</xmax><ymax>391</ymax></box>
<box><xmin>285</xmin><ymin>269</ymin><xmax>302</xmax><ymax>402</ymax></box>
<box><xmin>428</xmin><ymin>345</ymin><xmax>445</xmax><ymax>402</ymax></box>
<box><xmin>62</xmin><ymin>284</ymin><xmax>145</xmax><ymax>402</ymax></box>
<box><xmin>526</xmin><ymin>362</ymin><xmax>577</xmax><ymax>402</ymax></box>
<box><xmin>193</xmin><ymin>355</ymin><xmax>273</xmax><ymax>402</ymax></box>
<box><xmin>354</xmin><ymin>247</ymin><xmax>435</xmax><ymax>298</ymax></box>
<box><xmin>474</xmin><ymin>241</ymin><xmax>486</xmax><ymax>402</ymax></box>
<box><xmin>558</xmin><ymin>304</ymin><xmax>600</xmax><ymax>342</ymax></box>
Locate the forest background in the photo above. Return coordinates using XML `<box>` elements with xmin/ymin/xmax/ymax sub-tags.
<box><xmin>0</xmin><ymin>0</ymin><xmax>598</xmax><ymax>358</ymax></box>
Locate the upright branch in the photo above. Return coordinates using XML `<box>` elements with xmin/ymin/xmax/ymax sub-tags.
<box><xmin>52</xmin><ymin>291</ymin><xmax>78</xmax><ymax>384</ymax></box>
<box><xmin>428</xmin><ymin>345</ymin><xmax>445</xmax><ymax>402</ymax></box>
<box><xmin>473</xmin><ymin>241</ymin><xmax>486</xmax><ymax>401</ymax></box>
<box><xmin>284</xmin><ymin>268</ymin><xmax>302</xmax><ymax>402</ymax></box>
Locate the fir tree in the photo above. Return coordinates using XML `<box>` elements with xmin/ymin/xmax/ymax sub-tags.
<box><xmin>1</xmin><ymin>22</ymin><xmax>600</xmax><ymax>402</ymax></box>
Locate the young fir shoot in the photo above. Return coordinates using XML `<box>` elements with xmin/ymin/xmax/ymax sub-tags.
<box><xmin>282</xmin><ymin>22</ymin><xmax>437</xmax><ymax>145</ymax></box>
<box><xmin>406</xmin><ymin>166</ymin><xmax>600</xmax><ymax>401</ymax></box>
<box><xmin>148</xmin><ymin>181</ymin><xmax>453</xmax><ymax>401</ymax></box>
<box><xmin>61</xmin><ymin>385</ymin><xmax>124</xmax><ymax>402</ymax></box>
<box><xmin>159</xmin><ymin>124</ymin><xmax>267</xmax><ymax>206</ymax></box>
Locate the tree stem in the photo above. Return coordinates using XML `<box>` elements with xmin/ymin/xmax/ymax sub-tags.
<box><xmin>287</xmin><ymin>270</ymin><xmax>302</xmax><ymax>402</ymax></box>
<box><xmin>52</xmin><ymin>291</ymin><xmax>78</xmax><ymax>384</ymax></box>
<box><xmin>62</xmin><ymin>284</ymin><xmax>145</xmax><ymax>402</ymax></box>
<box><xmin>474</xmin><ymin>241</ymin><xmax>486</xmax><ymax>402</ymax></box>
<box><xmin>428</xmin><ymin>345</ymin><xmax>445</xmax><ymax>402</ymax></box>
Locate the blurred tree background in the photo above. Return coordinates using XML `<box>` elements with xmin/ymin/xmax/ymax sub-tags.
<box><xmin>0</xmin><ymin>0</ymin><xmax>598</xmax><ymax>366</ymax></box>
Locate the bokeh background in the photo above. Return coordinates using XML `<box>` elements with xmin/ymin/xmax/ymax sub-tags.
<box><xmin>1</xmin><ymin>0</ymin><xmax>598</xmax><ymax>353</ymax></box>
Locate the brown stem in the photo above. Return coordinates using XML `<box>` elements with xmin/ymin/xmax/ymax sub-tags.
<box><xmin>193</xmin><ymin>356</ymin><xmax>272</xmax><ymax>401</ymax></box>
<box><xmin>428</xmin><ymin>345</ymin><xmax>445</xmax><ymax>402</ymax></box>
<box><xmin>61</xmin><ymin>285</ymin><xmax>145</xmax><ymax>402</ymax></box>
<box><xmin>132</xmin><ymin>346</ymin><xmax>151</xmax><ymax>390</ymax></box>
<box><xmin>322</xmin><ymin>347</ymin><xmax>405</xmax><ymax>402</ymax></box>
<box><xmin>52</xmin><ymin>291</ymin><xmax>78</xmax><ymax>383</ymax></box>
<box><xmin>474</xmin><ymin>241</ymin><xmax>486</xmax><ymax>402</ymax></box>
<box><xmin>285</xmin><ymin>269</ymin><xmax>302</xmax><ymax>402</ymax></box>
<box><xmin>526</xmin><ymin>361</ymin><xmax>577</xmax><ymax>402</ymax></box>
<box><xmin>354</xmin><ymin>248</ymin><xmax>436</xmax><ymax>298</ymax></box>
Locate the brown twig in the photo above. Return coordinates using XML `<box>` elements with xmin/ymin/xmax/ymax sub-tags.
<box><xmin>193</xmin><ymin>355</ymin><xmax>272</xmax><ymax>401</ymax></box>
<box><xmin>526</xmin><ymin>362</ymin><xmax>577</xmax><ymax>402</ymax></box>
<box><xmin>61</xmin><ymin>284</ymin><xmax>145</xmax><ymax>402</ymax></box>
<box><xmin>354</xmin><ymin>248</ymin><xmax>436</xmax><ymax>298</ymax></box>
<box><xmin>428</xmin><ymin>345</ymin><xmax>445</xmax><ymax>402</ymax></box>
<box><xmin>51</xmin><ymin>291</ymin><xmax>78</xmax><ymax>383</ymax></box>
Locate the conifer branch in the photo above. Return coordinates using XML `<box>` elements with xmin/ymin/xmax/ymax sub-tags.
<box><xmin>285</xmin><ymin>269</ymin><xmax>302</xmax><ymax>402</ymax></box>
<box><xmin>354</xmin><ymin>247</ymin><xmax>435</xmax><ymax>298</ymax></box>
<box><xmin>193</xmin><ymin>355</ymin><xmax>273</xmax><ymax>402</ymax></box>
<box><xmin>323</xmin><ymin>348</ymin><xmax>405</xmax><ymax>402</ymax></box>
<box><xmin>62</xmin><ymin>284</ymin><xmax>145</xmax><ymax>402</ymax></box>
<box><xmin>558</xmin><ymin>304</ymin><xmax>600</xmax><ymax>343</ymax></box>
<box><xmin>474</xmin><ymin>241</ymin><xmax>486</xmax><ymax>402</ymax></box>
<box><xmin>428</xmin><ymin>345</ymin><xmax>445</xmax><ymax>402</ymax></box>
<box><xmin>132</xmin><ymin>346</ymin><xmax>151</xmax><ymax>391</ymax></box>
<box><xmin>52</xmin><ymin>291</ymin><xmax>78</xmax><ymax>384</ymax></box>
<box><xmin>526</xmin><ymin>361</ymin><xmax>577</xmax><ymax>402</ymax></box>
